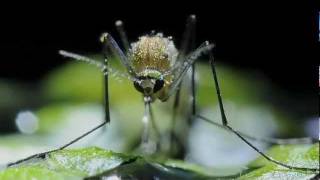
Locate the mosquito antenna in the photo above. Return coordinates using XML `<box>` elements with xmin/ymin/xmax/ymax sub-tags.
<box><xmin>59</xmin><ymin>50</ymin><xmax>106</xmax><ymax>70</ymax></box>
<box><xmin>59</xmin><ymin>50</ymin><xmax>137</xmax><ymax>82</ymax></box>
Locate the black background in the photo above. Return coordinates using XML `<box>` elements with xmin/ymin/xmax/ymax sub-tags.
<box><xmin>0</xmin><ymin>2</ymin><xmax>318</xmax><ymax>117</ymax></box>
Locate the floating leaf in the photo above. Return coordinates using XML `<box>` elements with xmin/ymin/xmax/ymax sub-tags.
<box><xmin>239</xmin><ymin>143</ymin><xmax>319</xmax><ymax>180</ymax></box>
<box><xmin>0</xmin><ymin>144</ymin><xmax>318</xmax><ymax>179</ymax></box>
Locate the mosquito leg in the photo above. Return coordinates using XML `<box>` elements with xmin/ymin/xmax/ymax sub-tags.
<box><xmin>194</xmin><ymin>115</ymin><xmax>318</xmax><ymax>145</ymax></box>
<box><xmin>169</xmin><ymin>14</ymin><xmax>197</xmax><ymax>152</ymax></box>
<box><xmin>100</xmin><ymin>33</ymin><xmax>136</xmax><ymax>78</ymax></box>
<box><xmin>7</xmin><ymin>35</ymin><xmax>116</xmax><ymax>167</ymax></box>
<box><xmin>164</xmin><ymin>42</ymin><xmax>214</xmax><ymax>100</ymax></box>
<box><xmin>8</xmin><ymin>91</ymin><xmax>109</xmax><ymax>166</ymax></box>
<box><xmin>208</xmin><ymin>53</ymin><xmax>227</xmax><ymax>126</ymax></box>
<box><xmin>115</xmin><ymin>20</ymin><xmax>130</xmax><ymax>53</ymax></box>
<box><xmin>101</xmin><ymin>38</ymin><xmax>111</xmax><ymax>123</ymax></box>
<box><xmin>178</xmin><ymin>14</ymin><xmax>196</xmax><ymax>60</ymax></box>
<box><xmin>196</xmin><ymin>115</ymin><xmax>319</xmax><ymax>172</ymax></box>
<box><xmin>8</xmin><ymin>96</ymin><xmax>109</xmax><ymax>166</ymax></box>
<box><xmin>206</xmin><ymin>51</ymin><xmax>319</xmax><ymax>172</ymax></box>
<box><xmin>7</xmin><ymin>122</ymin><xmax>107</xmax><ymax>167</ymax></box>
<box><xmin>169</xmin><ymin>88</ymin><xmax>181</xmax><ymax>152</ymax></box>
<box><xmin>189</xmin><ymin>15</ymin><xmax>196</xmax><ymax>122</ymax></box>
<box><xmin>170</xmin><ymin>13</ymin><xmax>196</xmax><ymax>130</ymax></box>
<box><xmin>180</xmin><ymin>14</ymin><xmax>197</xmax><ymax>121</ymax></box>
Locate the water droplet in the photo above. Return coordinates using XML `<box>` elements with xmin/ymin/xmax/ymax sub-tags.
<box><xmin>15</xmin><ymin>111</ymin><xmax>39</xmax><ymax>134</ymax></box>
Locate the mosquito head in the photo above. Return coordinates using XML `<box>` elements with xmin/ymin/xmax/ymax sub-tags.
<box><xmin>133</xmin><ymin>76</ymin><xmax>164</xmax><ymax>96</ymax></box>
<box><xmin>129</xmin><ymin>33</ymin><xmax>176</xmax><ymax>98</ymax></box>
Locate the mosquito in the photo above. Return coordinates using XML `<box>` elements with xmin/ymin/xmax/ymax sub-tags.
<box><xmin>6</xmin><ymin>15</ymin><xmax>319</xmax><ymax>172</ymax></box>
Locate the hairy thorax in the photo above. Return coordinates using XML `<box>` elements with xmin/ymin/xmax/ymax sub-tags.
<box><xmin>129</xmin><ymin>34</ymin><xmax>178</xmax><ymax>101</ymax></box>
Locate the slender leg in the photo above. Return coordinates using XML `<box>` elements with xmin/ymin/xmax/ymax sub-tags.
<box><xmin>102</xmin><ymin>41</ymin><xmax>111</xmax><ymax>124</ymax></box>
<box><xmin>202</xmin><ymin>51</ymin><xmax>319</xmax><ymax>172</ymax></box>
<box><xmin>196</xmin><ymin>115</ymin><xmax>318</xmax><ymax>172</ymax></box>
<box><xmin>178</xmin><ymin>14</ymin><xmax>196</xmax><ymax>60</ymax></box>
<box><xmin>115</xmin><ymin>20</ymin><xmax>130</xmax><ymax>53</ymax></box>
<box><xmin>164</xmin><ymin>41</ymin><xmax>214</xmax><ymax>101</ymax></box>
<box><xmin>7</xmin><ymin>122</ymin><xmax>107</xmax><ymax>167</ymax></box>
<box><xmin>169</xmin><ymin>88</ymin><xmax>181</xmax><ymax>152</ymax></box>
<box><xmin>169</xmin><ymin>14</ymin><xmax>196</xmax><ymax>152</ymax></box>
<box><xmin>173</xmin><ymin>15</ymin><xmax>197</xmax><ymax>74</ymax></box>
<box><xmin>100</xmin><ymin>33</ymin><xmax>136</xmax><ymax>78</ymax></box>
<box><xmin>189</xmin><ymin>15</ymin><xmax>196</xmax><ymax>123</ymax></box>
<box><xmin>209</xmin><ymin>53</ymin><xmax>227</xmax><ymax>126</ymax></box>
<box><xmin>194</xmin><ymin>115</ymin><xmax>317</xmax><ymax>145</ymax></box>
<box><xmin>7</xmin><ymin>38</ymin><xmax>115</xmax><ymax>167</ymax></box>
<box><xmin>190</xmin><ymin>65</ymin><xmax>196</xmax><ymax>119</ymax></box>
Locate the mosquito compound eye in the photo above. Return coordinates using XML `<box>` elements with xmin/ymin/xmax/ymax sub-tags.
<box><xmin>134</xmin><ymin>81</ymin><xmax>144</xmax><ymax>93</ymax></box>
<box><xmin>153</xmin><ymin>79</ymin><xmax>164</xmax><ymax>93</ymax></box>
<box><xmin>163</xmin><ymin>53</ymin><xmax>169</xmax><ymax>59</ymax></box>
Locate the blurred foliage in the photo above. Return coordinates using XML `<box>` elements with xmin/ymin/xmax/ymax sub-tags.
<box><xmin>39</xmin><ymin>59</ymin><xmax>305</xmax><ymax>136</ymax></box>
<box><xmin>0</xmin><ymin>57</ymin><xmax>318</xmax><ymax>179</ymax></box>
<box><xmin>43</xmin><ymin>62</ymin><xmax>104</xmax><ymax>103</ymax></box>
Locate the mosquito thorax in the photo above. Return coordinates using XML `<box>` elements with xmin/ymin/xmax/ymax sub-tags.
<box><xmin>130</xmin><ymin>33</ymin><xmax>178</xmax><ymax>99</ymax></box>
<box><xmin>130</xmin><ymin>33</ymin><xmax>178</xmax><ymax>73</ymax></box>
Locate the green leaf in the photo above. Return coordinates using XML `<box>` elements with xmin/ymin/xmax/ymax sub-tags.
<box><xmin>0</xmin><ymin>147</ymin><xmax>134</xmax><ymax>179</ymax></box>
<box><xmin>0</xmin><ymin>147</ymin><xmax>214</xmax><ymax>179</ymax></box>
<box><xmin>46</xmin><ymin>147</ymin><xmax>133</xmax><ymax>176</ymax></box>
<box><xmin>88</xmin><ymin>158</ymin><xmax>211</xmax><ymax>180</ymax></box>
<box><xmin>1</xmin><ymin>144</ymin><xmax>318</xmax><ymax>179</ymax></box>
<box><xmin>239</xmin><ymin>143</ymin><xmax>319</xmax><ymax>180</ymax></box>
<box><xmin>0</xmin><ymin>166</ymin><xmax>74</xmax><ymax>180</ymax></box>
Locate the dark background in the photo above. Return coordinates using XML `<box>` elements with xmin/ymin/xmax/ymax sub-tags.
<box><xmin>0</xmin><ymin>2</ymin><xmax>318</xmax><ymax>118</ymax></box>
